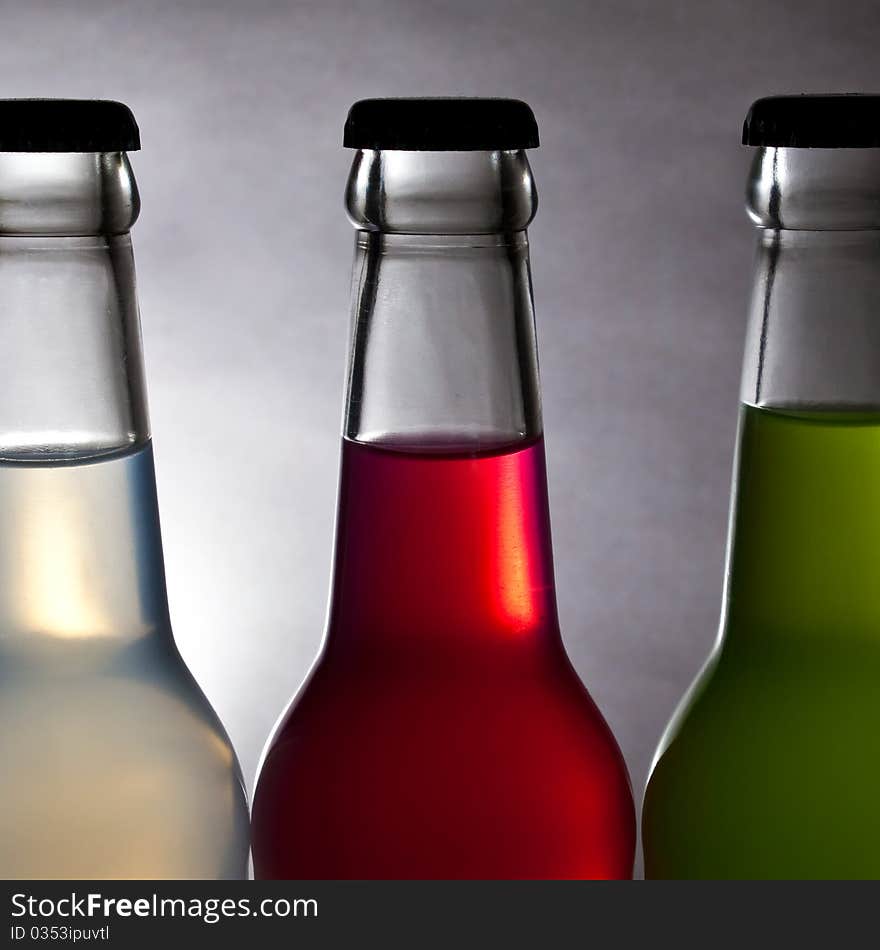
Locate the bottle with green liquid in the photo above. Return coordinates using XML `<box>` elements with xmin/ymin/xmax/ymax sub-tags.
<box><xmin>643</xmin><ymin>95</ymin><xmax>880</xmax><ymax>879</ymax></box>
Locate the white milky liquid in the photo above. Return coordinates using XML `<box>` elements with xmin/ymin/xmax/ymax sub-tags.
<box><xmin>0</xmin><ymin>443</ymin><xmax>249</xmax><ymax>878</ymax></box>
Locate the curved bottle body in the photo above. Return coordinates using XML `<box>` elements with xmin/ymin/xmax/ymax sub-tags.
<box><xmin>252</xmin><ymin>137</ymin><xmax>635</xmax><ymax>879</ymax></box>
<box><xmin>643</xmin><ymin>141</ymin><xmax>880</xmax><ymax>878</ymax></box>
<box><xmin>644</xmin><ymin>406</ymin><xmax>880</xmax><ymax>878</ymax></box>
<box><xmin>0</xmin><ymin>444</ymin><xmax>249</xmax><ymax>879</ymax></box>
<box><xmin>0</xmin><ymin>139</ymin><xmax>249</xmax><ymax>878</ymax></box>
<box><xmin>254</xmin><ymin>436</ymin><xmax>634</xmax><ymax>879</ymax></box>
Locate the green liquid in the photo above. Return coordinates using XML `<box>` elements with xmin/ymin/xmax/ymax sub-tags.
<box><xmin>643</xmin><ymin>405</ymin><xmax>880</xmax><ymax>879</ymax></box>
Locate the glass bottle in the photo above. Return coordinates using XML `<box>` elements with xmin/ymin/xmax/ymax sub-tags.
<box><xmin>643</xmin><ymin>94</ymin><xmax>880</xmax><ymax>879</ymax></box>
<box><xmin>253</xmin><ymin>98</ymin><xmax>635</xmax><ymax>880</ymax></box>
<box><xmin>0</xmin><ymin>99</ymin><xmax>249</xmax><ymax>879</ymax></box>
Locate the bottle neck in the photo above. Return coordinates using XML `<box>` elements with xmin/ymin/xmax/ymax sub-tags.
<box><xmin>327</xmin><ymin>148</ymin><xmax>560</xmax><ymax>654</ymax></box>
<box><xmin>723</xmin><ymin>405</ymin><xmax>880</xmax><ymax>640</ymax></box>
<box><xmin>0</xmin><ymin>151</ymin><xmax>148</xmax><ymax>459</ymax></box>
<box><xmin>743</xmin><ymin>147</ymin><xmax>880</xmax><ymax>412</ymax></box>
<box><xmin>344</xmin><ymin>230</ymin><xmax>541</xmax><ymax>450</ymax></box>
<box><xmin>0</xmin><ymin>445</ymin><xmax>171</xmax><ymax>663</ymax></box>
<box><xmin>724</xmin><ymin>147</ymin><xmax>880</xmax><ymax>640</ymax></box>
<box><xmin>343</xmin><ymin>148</ymin><xmax>541</xmax><ymax>451</ymax></box>
<box><xmin>325</xmin><ymin>435</ymin><xmax>560</xmax><ymax>658</ymax></box>
<box><xmin>0</xmin><ymin>152</ymin><xmax>169</xmax><ymax>660</ymax></box>
<box><xmin>741</xmin><ymin>228</ymin><xmax>880</xmax><ymax>412</ymax></box>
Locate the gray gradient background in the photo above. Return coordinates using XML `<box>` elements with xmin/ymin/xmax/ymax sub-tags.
<box><xmin>2</xmin><ymin>0</ymin><xmax>879</xmax><ymax>863</ymax></box>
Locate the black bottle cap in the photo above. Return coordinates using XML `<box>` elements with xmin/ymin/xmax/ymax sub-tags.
<box><xmin>0</xmin><ymin>99</ymin><xmax>140</xmax><ymax>152</ymax></box>
<box><xmin>343</xmin><ymin>98</ymin><xmax>539</xmax><ymax>150</ymax></box>
<box><xmin>743</xmin><ymin>94</ymin><xmax>880</xmax><ymax>148</ymax></box>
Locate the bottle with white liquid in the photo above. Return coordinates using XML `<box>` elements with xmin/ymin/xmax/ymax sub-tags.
<box><xmin>0</xmin><ymin>99</ymin><xmax>249</xmax><ymax>879</ymax></box>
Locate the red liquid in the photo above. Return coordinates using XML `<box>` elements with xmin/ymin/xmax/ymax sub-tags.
<box><xmin>252</xmin><ymin>436</ymin><xmax>635</xmax><ymax>879</ymax></box>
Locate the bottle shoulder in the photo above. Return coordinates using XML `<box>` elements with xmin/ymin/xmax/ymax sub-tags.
<box><xmin>259</xmin><ymin>643</ymin><xmax>631</xmax><ymax>797</ymax></box>
<box><xmin>646</xmin><ymin>634</ymin><xmax>880</xmax><ymax>820</ymax></box>
<box><xmin>0</xmin><ymin>664</ymin><xmax>249</xmax><ymax>878</ymax></box>
<box><xmin>254</xmin><ymin>647</ymin><xmax>634</xmax><ymax>878</ymax></box>
<box><xmin>643</xmin><ymin>634</ymin><xmax>880</xmax><ymax>877</ymax></box>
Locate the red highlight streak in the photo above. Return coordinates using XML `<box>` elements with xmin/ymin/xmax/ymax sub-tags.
<box><xmin>492</xmin><ymin>447</ymin><xmax>539</xmax><ymax>630</ymax></box>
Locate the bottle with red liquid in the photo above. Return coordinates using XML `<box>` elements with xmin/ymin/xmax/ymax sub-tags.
<box><xmin>252</xmin><ymin>98</ymin><xmax>635</xmax><ymax>879</ymax></box>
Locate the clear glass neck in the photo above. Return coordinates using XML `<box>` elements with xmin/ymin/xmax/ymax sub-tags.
<box><xmin>343</xmin><ymin>149</ymin><xmax>541</xmax><ymax>452</ymax></box>
<box><xmin>0</xmin><ymin>152</ymin><xmax>148</xmax><ymax>459</ymax></box>
<box><xmin>742</xmin><ymin>147</ymin><xmax>880</xmax><ymax>412</ymax></box>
